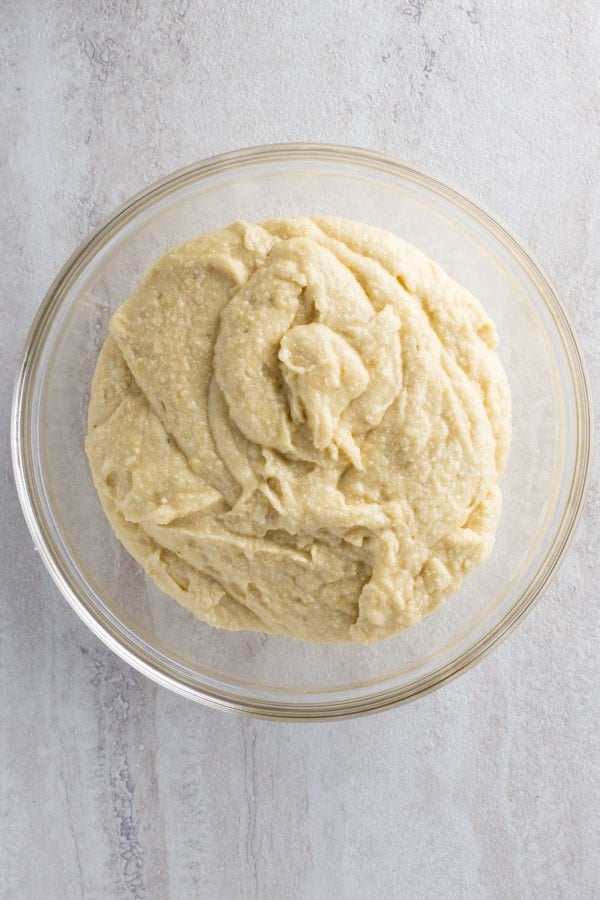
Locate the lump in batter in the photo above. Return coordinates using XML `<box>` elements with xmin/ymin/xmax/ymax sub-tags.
<box><xmin>86</xmin><ymin>216</ymin><xmax>511</xmax><ymax>643</ymax></box>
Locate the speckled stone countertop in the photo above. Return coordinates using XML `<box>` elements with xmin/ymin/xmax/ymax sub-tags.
<box><xmin>1</xmin><ymin>1</ymin><xmax>599</xmax><ymax>897</ymax></box>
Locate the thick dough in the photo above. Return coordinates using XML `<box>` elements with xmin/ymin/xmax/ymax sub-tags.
<box><xmin>86</xmin><ymin>216</ymin><xmax>511</xmax><ymax>643</ymax></box>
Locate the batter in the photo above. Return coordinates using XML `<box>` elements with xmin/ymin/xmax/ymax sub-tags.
<box><xmin>86</xmin><ymin>216</ymin><xmax>511</xmax><ymax>643</ymax></box>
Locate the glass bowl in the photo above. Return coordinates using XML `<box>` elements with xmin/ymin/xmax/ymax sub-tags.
<box><xmin>12</xmin><ymin>144</ymin><xmax>593</xmax><ymax>720</ymax></box>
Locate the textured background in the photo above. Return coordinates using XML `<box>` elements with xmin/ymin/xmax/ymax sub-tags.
<box><xmin>1</xmin><ymin>1</ymin><xmax>599</xmax><ymax>897</ymax></box>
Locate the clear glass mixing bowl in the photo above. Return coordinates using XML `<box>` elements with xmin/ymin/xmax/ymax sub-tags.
<box><xmin>11</xmin><ymin>144</ymin><xmax>593</xmax><ymax>720</ymax></box>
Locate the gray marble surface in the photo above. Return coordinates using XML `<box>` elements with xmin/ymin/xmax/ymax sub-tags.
<box><xmin>2</xmin><ymin>1</ymin><xmax>599</xmax><ymax>897</ymax></box>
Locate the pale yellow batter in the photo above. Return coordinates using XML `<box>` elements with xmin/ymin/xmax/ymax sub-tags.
<box><xmin>86</xmin><ymin>216</ymin><xmax>511</xmax><ymax>643</ymax></box>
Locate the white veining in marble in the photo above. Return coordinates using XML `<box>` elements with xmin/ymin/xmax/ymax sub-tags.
<box><xmin>1</xmin><ymin>1</ymin><xmax>599</xmax><ymax>897</ymax></box>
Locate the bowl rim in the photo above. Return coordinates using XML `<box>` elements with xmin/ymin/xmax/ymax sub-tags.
<box><xmin>11</xmin><ymin>142</ymin><xmax>594</xmax><ymax>721</ymax></box>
